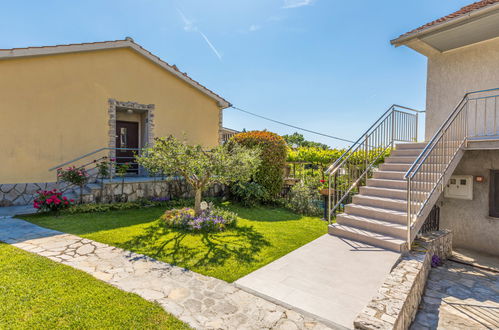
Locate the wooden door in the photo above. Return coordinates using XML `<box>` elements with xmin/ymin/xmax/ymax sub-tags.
<box><xmin>116</xmin><ymin>121</ymin><xmax>139</xmax><ymax>174</ymax></box>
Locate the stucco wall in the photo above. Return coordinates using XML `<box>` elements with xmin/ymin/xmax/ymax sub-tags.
<box><xmin>0</xmin><ymin>48</ymin><xmax>222</xmax><ymax>184</ymax></box>
<box><xmin>426</xmin><ymin>36</ymin><xmax>499</xmax><ymax>137</ymax></box>
<box><xmin>439</xmin><ymin>150</ymin><xmax>499</xmax><ymax>256</ymax></box>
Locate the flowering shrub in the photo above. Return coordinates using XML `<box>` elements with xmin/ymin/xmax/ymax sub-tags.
<box><xmin>58</xmin><ymin>166</ymin><xmax>89</xmax><ymax>187</ymax></box>
<box><xmin>33</xmin><ymin>189</ymin><xmax>74</xmax><ymax>212</ymax></box>
<box><xmin>161</xmin><ymin>207</ymin><xmax>237</xmax><ymax>232</ymax></box>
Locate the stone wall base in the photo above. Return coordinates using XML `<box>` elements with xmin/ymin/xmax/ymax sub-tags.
<box><xmin>0</xmin><ymin>182</ymin><xmax>63</xmax><ymax>206</ymax></box>
<box><xmin>86</xmin><ymin>178</ymin><xmax>226</xmax><ymax>204</ymax></box>
<box><xmin>354</xmin><ymin>230</ymin><xmax>453</xmax><ymax>330</ymax></box>
<box><xmin>0</xmin><ymin>178</ymin><xmax>226</xmax><ymax>207</ymax></box>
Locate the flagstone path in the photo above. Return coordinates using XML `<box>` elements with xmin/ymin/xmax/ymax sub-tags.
<box><xmin>0</xmin><ymin>217</ymin><xmax>332</xmax><ymax>330</ymax></box>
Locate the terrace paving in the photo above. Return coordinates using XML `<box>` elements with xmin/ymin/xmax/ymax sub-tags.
<box><xmin>235</xmin><ymin>234</ymin><xmax>400</xmax><ymax>329</ymax></box>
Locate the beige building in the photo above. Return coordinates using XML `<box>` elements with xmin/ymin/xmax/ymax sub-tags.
<box><xmin>392</xmin><ymin>0</ymin><xmax>499</xmax><ymax>256</ymax></box>
<box><xmin>0</xmin><ymin>38</ymin><xmax>230</xmax><ymax>205</ymax></box>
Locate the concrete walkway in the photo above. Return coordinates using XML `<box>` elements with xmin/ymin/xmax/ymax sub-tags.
<box><xmin>0</xmin><ymin>217</ymin><xmax>332</xmax><ymax>330</ymax></box>
<box><xmin>412</xmin><ymin>261</ymin><xmax>499</xmax><ymax>329</ymax></box>
<box><xmin>235</xmin><ymin>234</ymin><xmax>400</xmax><ymax>329</ymax></box>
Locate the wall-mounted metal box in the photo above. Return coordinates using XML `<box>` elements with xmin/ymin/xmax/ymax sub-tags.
<box><xmin>444</xmin><ymin>175</ymin><xmax>473</xmax><ymax>200</ymax></box>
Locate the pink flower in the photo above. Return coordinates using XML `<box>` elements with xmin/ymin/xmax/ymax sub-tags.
<box><xmin>63</xmin><ymin>196</ymin><xmax>68</xmax><ymax>201</ymax></box>
<box><xmin>46</xmin><ymin>199</ymin><xmax>53</xmax><ymax>204</ymax></box>
<box><xmin>64</xmin><ymin>201</ymin><xmax>69</xmax><ymax>205</ymax></box>
<box><xmin>70</xmin><ymin>199</ymin><xmax>75</xmax><ymax>203</ymax></box>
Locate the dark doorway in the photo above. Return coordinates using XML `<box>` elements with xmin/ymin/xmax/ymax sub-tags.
<box><xmin>116</xmin><ymin>120</ymin><xmax>139</xmax><ymax>174</ymax></box>
<box><xmin>490</xmin><ymin>170</ymin><xmax>499</xmax><ymax>217</ymax></box>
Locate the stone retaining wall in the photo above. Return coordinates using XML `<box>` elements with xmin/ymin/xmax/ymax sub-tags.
<box><xmin>88</xmin><ymin>178</ymin><xmax>226</xmax><ymax>204</ymax></box>
<box><xmin>0</xmin><ymin>182</ymin><xmax>62</xmax><ymax>206</ymax></box>
<box><xmin>354</xmin><ymin>230</ymin><xmax>453</xmax><ymax>330</ymax></box>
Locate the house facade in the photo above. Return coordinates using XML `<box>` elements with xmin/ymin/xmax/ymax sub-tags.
<box><xmin>0</xmin><ymin>38</ymin><xmax>230</xmax><ymax>206</ymax></box>
<box><xmin>392</xmin><ymin>0</ymin><xmax>499</xmax><ymax>256</ymax></box>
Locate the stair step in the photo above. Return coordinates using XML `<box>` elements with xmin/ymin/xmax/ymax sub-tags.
<box><xmin>345</xmin><ymin>204</ymin><xmax>407</xmax><ymax>224</ymax></box>
<box><xmin>373</xmin><ymin>171</ymin><xmax>406</xmax><ymax>180</ymax></box>
<box><xmin>385</xmin><ymin>156</ymin><xmax>419</xmax><ymax>164</ymax></box>
<box><xmin>367</xmin><ymin>178</ymin><xmax>407</xmax><ymax>189</ymax></box>
<box><xmin>395</xmin><ymin>142</ymin><xmax>427</xmax><ymax>150</ymax></box>
<box><xmin>336</xmin><ymin>214</ymin><xmax>407</xmax><ymax>239</ymax></box>
<box><xmin>379</xmin><ymin>163</ymin><xmax>412</xmax><ymax>172</ymax></box>
<box><xmin>391</xmin><ymin>149</ymin><xmax>423</xmax><ymax>157</ymax></box>
<box><xmin>328</xmin><ymin>224</ymin><xmax>406</xmax><ymax>252</ymax></box>
<box><xmin>86</xmin><ymin>183</ymin><xmax>102</xmax><ymax>190</ymax></box>
<box><xmin>352</xmin><ymin>195</ymin><xmax>407</xmax><ymax>212</ymax></box>
<box><xmin>360</xmin><ymin>186</ymin><xmax>408</xmax><ymax>200</ymax></box>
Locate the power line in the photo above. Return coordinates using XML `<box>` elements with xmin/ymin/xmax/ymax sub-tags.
<box><xmin>230</xmin><ymin>106</ymin><xmax>356</xmax><ymax>144</ymax></box>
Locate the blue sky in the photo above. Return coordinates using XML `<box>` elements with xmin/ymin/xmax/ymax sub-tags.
<box><xmin>1</xmin><ymin>0</ymin><xmax>472</xmax><ymax>147</ymax></box>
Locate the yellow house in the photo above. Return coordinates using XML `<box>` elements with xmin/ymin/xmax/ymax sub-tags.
<box><xmin>0</xmin><ymin>38</ymin><xmax>231</xmax><ymax>206</ymax></box>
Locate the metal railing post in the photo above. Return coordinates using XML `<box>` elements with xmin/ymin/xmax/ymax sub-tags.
<box><xmin>391</xmin><ymin>111</ymin><xmax>395</xmax><ymax>148</ymax></box>
<box><xmin>415</xmin><ymin>112</ymin><xmax>419</xmax><ymax>142</ymax></box>
<box><xmin>406</xmin><ymin>177</ymin><xmax>411</xmax><ymax>246</ymax></box>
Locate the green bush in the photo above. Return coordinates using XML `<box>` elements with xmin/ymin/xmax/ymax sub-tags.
<box><xmin>230</xmin><ymin>182</ymin><xmax>267</xmax><ymax>207</ymax></box>
<box><xmin>60</xmin><ymin>198</ymin><xmax>193</xmax><ymax>215</ymax></box>
<box><xmin>230</xmin><ymin>131</ymin><xmax>287</xmax><ymax>201</ymax></box>
<box><xmin>286</xmin><ymin>182</ymin><xmax>322</xmax><ymax>216</ymax></box>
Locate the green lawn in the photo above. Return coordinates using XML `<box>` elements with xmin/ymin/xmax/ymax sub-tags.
<box><xmin>0</xmin><ymin>243</ymin><xmax>188</xmax><ymax>329</ymax></box>
<box><xmin>23</xmin><ymin>204</ymin><xmax>327</xmax><ymax>282</ymax></box>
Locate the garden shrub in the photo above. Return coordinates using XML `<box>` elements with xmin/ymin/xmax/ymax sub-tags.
<box><xmin>60</xmin><ymin>198</ymin><xmax>194</xmax><ymax>215</ymax></box>
<box><xmin>230</xmin><ymin>181</ymin><xmax>267</xmax><ymax>207</ymax></box>
<box><xmin>33</xmin><ymin>189</ymin><xmax>74</xmax><ymax>213</ymax></box>
<box><xmin>160</xmin><ymin>207</ymin><xmax>237</xmax><ymax>232</ymax></box>
<box><xmin>230</xmin><ymin>131</ymin><xmax>288</xmax><ymax>201</ymax></box>
<box><xmin>286</xmin><ymin>182</ymin><xmax>322</xmax><ymax>216</ymax></box>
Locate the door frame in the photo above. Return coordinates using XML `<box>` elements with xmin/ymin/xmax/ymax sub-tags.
<box><xmin>107</xmin><ymin>99</ymin><xmax>155</xmax><ymax>163</ymax></box>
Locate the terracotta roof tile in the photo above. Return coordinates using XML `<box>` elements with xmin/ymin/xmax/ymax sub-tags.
<box><xmin>397</xmin><ymin>0</ymin><xmax>499</xmax><ymax>39</ymax></box>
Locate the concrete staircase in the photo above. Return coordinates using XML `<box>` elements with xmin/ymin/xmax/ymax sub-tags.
<box><xmin>329</xmin><ymin>142</ymin><xmax>426</xmax><ymax>252</ymax></box>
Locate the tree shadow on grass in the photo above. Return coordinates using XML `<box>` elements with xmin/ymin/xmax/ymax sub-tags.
<box><xmin>227</xmin><ymin>205</ymin><xmax>303</xmax><ymax>222</ymax></box>
<box><xmin>120</xmin><ymin>221</ymin><xmax>270</xmax><ymax>270</ymax></box>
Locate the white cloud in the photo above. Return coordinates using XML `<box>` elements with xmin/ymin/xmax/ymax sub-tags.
<box><xmin>177</xmin><ymin>8</ymin><xmax>197</xmax><ymax>32</ymax></box>
<box><xmin>283</xmin><ymin>0</ymin><xmax>314</xmax><ymax>9</ymax></box>
<box><xmin>249</xmin><ymin>24</ymin><xmax>261</xmax><ymax>32</ymax></box>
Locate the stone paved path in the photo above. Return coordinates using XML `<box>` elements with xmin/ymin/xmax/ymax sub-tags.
<box><xmin>0</xmin><ymin>217</ymin><xmax>332</xmax><ymax>330</ymax></box>
<box><xmin>411</xmin><ymin>260</ymin><xmax>499</xmax><ymax>329</ymax></box>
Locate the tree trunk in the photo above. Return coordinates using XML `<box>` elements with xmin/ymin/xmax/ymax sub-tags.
<box><xmin>194</xmin><ymin>188</ymin><xmax>202</xmax><ymax>216</ymax></box>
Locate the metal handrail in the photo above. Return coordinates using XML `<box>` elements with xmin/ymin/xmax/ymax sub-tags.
<box><xmin>49</xmin><ymin>147</ymin><xmax>141</xmax><ymax>171</ymax></box>
<box><xmin>404</xmin><ymin>87</ymin><xmax>499</xmax><ymax>246</ymax></box>
<box><xmin>326</xmin><ymin>104</ymin><xmax>423</xmax><ymax>222</ymax></box>
<box><xmin>326</xmin><ymin>105</ymin><xmax>423</xmax><ymax>175</ymax></box>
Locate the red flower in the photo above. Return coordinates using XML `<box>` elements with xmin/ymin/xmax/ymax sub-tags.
<box><xmin>70</xmin><ymin>199</ymin><xmax>75</xmax><ymax>203</ymax></box>
<box><xmin>320</xmin><ymin>180</ymin><xmax>325</xmax><ymax>183</ymax></box>
<box><xmin>64</xmin><ymin>201</ymin><xmax>69</xmax><ymax>205</ymax></box>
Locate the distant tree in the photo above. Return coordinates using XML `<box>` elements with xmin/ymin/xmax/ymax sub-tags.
<box><xmin>282</xmin><ymin>132</ymin><xmax>330</xmax><ymax>150</ymax></box>
<box><xmin>137</xmin><ymin>136</ymin><xmax>260</xmax><ymax>215</ymax></box>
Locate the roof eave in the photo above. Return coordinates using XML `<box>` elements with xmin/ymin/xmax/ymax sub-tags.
<box><xmin>391</xmin><ymin>3</ymin><xmax>499</xmax><ymax>47</ymax></box>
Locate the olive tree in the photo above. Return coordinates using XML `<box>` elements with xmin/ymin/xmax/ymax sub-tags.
<box><xmin>137</xmin><ymin>136</ymin><xmax>260</xmax><ymax>215</ymax></box>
